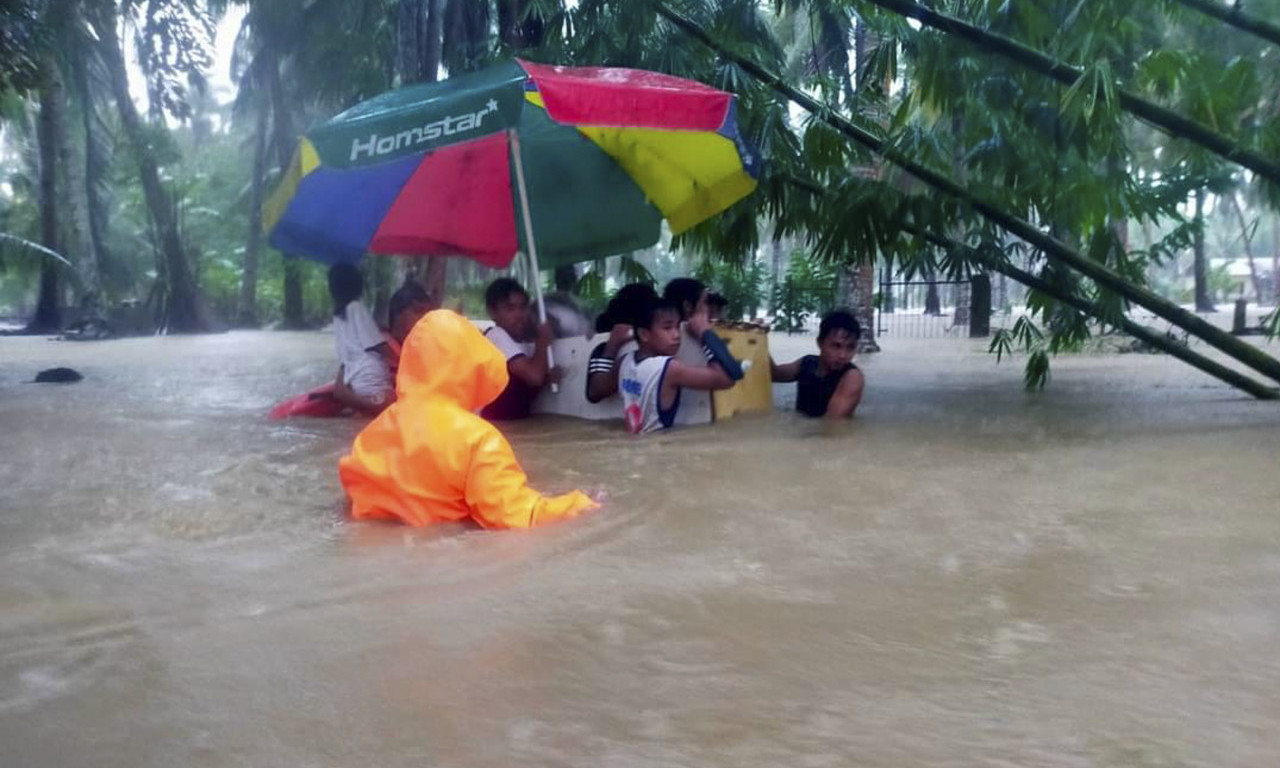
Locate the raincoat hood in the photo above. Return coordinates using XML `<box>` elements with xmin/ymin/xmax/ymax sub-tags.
<box><xmin>396</xmin><ymin>310</ymin><xmax>509</xmax><ymax>411</ymax></box>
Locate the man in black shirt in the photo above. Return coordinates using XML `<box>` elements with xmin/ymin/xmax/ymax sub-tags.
<box><xmin>770</xmin><ymin>310</ymin><xmax>865</xmax><ymax>418</ymax></box>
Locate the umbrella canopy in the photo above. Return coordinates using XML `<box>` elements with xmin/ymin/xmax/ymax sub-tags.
<box><xmin>262</xmin><ymin>59</ymin><xmax>760</xmax><ymax>269</ymax></box>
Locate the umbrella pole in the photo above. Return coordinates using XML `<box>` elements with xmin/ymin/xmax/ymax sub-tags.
<box><xmin>508</xmin><ymin>128</ymin><xmax>558</xmax><ymax>393</ymax></box>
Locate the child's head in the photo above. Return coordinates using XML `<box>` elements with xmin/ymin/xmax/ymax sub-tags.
<box><xmin>662</xmin><ymin>278</ymin><xmax>707</xmax><ymax>320</ymax></box>
<box><xmin>595</xmin><ymin>282</ymin><xmax>659</xmax><ymax>333</ymax></box>
<box><xmin>485</xmin><ymin>278</ymin><xmax>532</xmax><ymax>338</ymax></box>
<box><xmin>635</xmin><ymin>298</ymin><xmax>683</xmax><ymax>356</ymax></box>
<box><xmin>817</xmin><ymin>310</ymin><xmax>861</xmax><ymax>370</ymax></box>
<box><xmin>389</xmin><ymin>280</ymin><xmax>435</xmax><ymax>343</ymax></box>
<box><xmin>705</xmin><ymin>292</ymin><xmax>728</xmax><ymax>323</ymax></box>
<box><xmin>328</xmin><ymin>263</ymin><xmax>364</xmax><ymax>319</ymax></box>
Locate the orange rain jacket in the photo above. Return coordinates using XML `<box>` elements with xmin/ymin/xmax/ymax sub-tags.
<box><xmin>338</xmin><ymin>310</ymin><xmax>596</xmax><ymax>528</ymax></box>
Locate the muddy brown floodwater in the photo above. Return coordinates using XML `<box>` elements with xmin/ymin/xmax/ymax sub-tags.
<box><xmin>2</xmin><ymin>329</ymin><xmax>1279</xmax><ymax>768</ymax></box>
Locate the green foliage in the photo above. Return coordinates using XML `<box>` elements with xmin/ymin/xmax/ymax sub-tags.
<box><xmin>130</xmin><ymin>0</ymin><xmax>217</xmax><ymax>121</ymax></box>
<box><xmin>0</xmin><ymin>232</ymin><xmax>69</xmax><ymax>271</ymax></box>
<box><xmin>693</xmin><ymin>254</ymin><xmax>767</xmax><ymax>321</ymax></box>
<box><xmin>570</xmin><ymin>261</ymin><xmax>609</xmax><ymax>313</ymax></box>
<box><xmin>617</xmin><ymin>254</ymin><xmax>657</xmax><ymax>287</ymax></box>
<box><xmin>1265</xmin><ymin>307</ymin><xmax>1280</xmax><ymax>341</ymax></box>
<box><xmin>0</xmin><ymin>0</ymin><xmax>48</xmax><ymax>95</ymax></box>
<box><xmin>771</xmin><ymin>249</ymin><xmax>836</xmax><ymax>332</ymax></box>
<box><xmin>1024</xmin><ymin>348</ymin><xmax>1051</xmax><ymax>391</ymax></box>
<box><xmin>988</xmin><ymin>315</ymin><xmax>1052</xmax><ymax>390</ymax></box>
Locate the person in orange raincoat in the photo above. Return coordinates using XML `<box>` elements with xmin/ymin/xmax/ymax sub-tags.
<box><xmin>338</xmin><ymin>309</ymin><xmax>597</xmax><ymax>528</ymax></box>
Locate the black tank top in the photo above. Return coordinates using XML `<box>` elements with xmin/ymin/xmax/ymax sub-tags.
<box><xmin>481</xmin><ymin>375</ymin><xmax>537</xmax><ymax>421</ymax></box>
<box><xmin>480</xmin><ymin>329</ymin><xmax>538</xmax><ymax>421</ymax></box>
<box><xmin>795</xmin><ymin>355</ymin><xmax>855</xmax><ymax>418</ymax></box>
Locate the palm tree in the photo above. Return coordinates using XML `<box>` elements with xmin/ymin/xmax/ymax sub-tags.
<box><xmin>2</xmin><ymin>0</ymin><xmax>105</xmax><ymax>331</ymax></box>
<box><xmin>224</xmin><ymin>0</ymin><xmax>399</xmax><ymax>327</ymax></box>
<box><xmin>774</xmin><ymin>1</ymin><xmax>879</xmax><ymax>347</ymax></box>
<box><xmin>68</xmin><ymin>22</ymin><xmax>113</xmax><ymax>303</ymax></box>
<box><xmin>92</xmin><ymin>0</ymin><xmax>211</xmax><ymax>332</ymax></box>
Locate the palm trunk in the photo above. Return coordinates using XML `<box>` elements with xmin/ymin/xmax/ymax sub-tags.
<box><xmin>857</xmin><ymin>0</ymin><xmax>1280</xmax><ymax>188</ymax></box>
<box><xmin>657</xmin><ymin>2</ymin><xmax>1280</xmax><ymax>386</ymax></box>
<box><xmin>1193</xmin><ymin>189</ymin><xmax>1215</xmax><ymax>312</ymax></box>
<box><xmin>280</xmin><ymin>260</ymin><xmax>305</xmax><ymax>328</ymax></box>
<box><xmin>98</xmin><ymin>7</ymin><xmax>204</xmax><ymax>332</ymax></box>
<box><xmin>1228</xmin><ymin>194</ymin><xmax>1265</xmax><ymax>302</ymax></box>
<box><xmin>401</xmin><ymin>0</ymin><xmax>449</xmax><ymax>302</ymax></box>
<box><xmin>499</xmin><ymin>0</ymin><xmax>520</xmax><ymax>47</ymax></box>
<box><xmin>238</xmin><ymin>96</ymin><xmax>269</xmax><ymax>327</ymax></box>
<box><xmin>73</xmin><ymin>46</ymin><xmax>113</xmax><ymax>301</ymax></box>
<box><xmin>851</xmin><ymin>264</ymin><xmax>878</xmax><ymax>350</ymax></box>
<box><xmin>398</xmin><ymin>0</ymin><xmax>423</xmax><ymax>85</ymax></box>
<box><xmin>422</xmin><ymin>0</ymin><xmax>442</xmax><ymax>82</ymax></box>
<box><xmin>769</xmin><ymin>236</ymin><xmax>783</xmax><ymax>312</ymax></box>
<box><xmin>371</xmin><ymin>256</ymin><xmax>394</xmax><ymax>324</ymax></box>
<box><xmin>1272</xmin><ymin>220</ymin><xmax>1279</xmax><ymax>304</ymax></box>
<box><xmin>56</xmin><ymin>61</ymin><xmax>100</xmax><ymax>306</ymax></box>
<box><xmin>28</xmin><ymin>60</ymin><xmax>62</xmax><ymax>333</ymax></box>
<box><xmin>847</xmin><ymin>18</ymin><xmax>879</xmax><ymax>351</ymax></box>
<box><xmin>421</xmin><ymin>0</ymin><xmax>447</xmax><ymax>302</ymax></box>
<box><xmin>264</xmin><ymin>47</ymin><xmax>305</xmax><ymax>329</ymax></box>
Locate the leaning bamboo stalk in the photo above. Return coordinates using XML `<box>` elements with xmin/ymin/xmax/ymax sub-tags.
<box><xmin>857</xmin><ymin>0</ymin><xmax>1280</xmax><ymax>188</ymax></box>
<box><xmin>777</xmin><ymin>172</ymin><xmax>1277</xmax><ymax>398</ymax></box>
<box><xmin>901</xmin><ymin>225</ymin><xmax>1279</xmax><ymax>400</ymax></box>
<box><xmin>654</xmin><ymin>2</ymin><xmax>1280</xmax><ymax>388</ymax></box>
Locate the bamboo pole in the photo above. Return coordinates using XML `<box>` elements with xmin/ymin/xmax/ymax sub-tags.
<box><xmin>1168</xmin><ymin>0</ymin><xmax>1280</xmax><ymax>48</ymax></box>
<box><xmin>654</xmin><ymin>2</ymin><xmax>1280</xmax><ymax>388</ymax></box>
<box><xmin>509</xmin><ymin>128</ymin><xmax>558</xmax><ymax>393</ymax></box>
<box><xmin>857</xmin><ymin>0</ymin><xmax>1280</xmax><ymax>188</ymax></box>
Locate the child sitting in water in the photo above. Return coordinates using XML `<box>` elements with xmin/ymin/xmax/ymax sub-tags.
<box><xmin>770</xmin><ymin>309</ymin><xmax>865</xmax><ymax>419</ymax></box>
<box><xmin>586</xmin><ymin>283</ymin><xmax>659</xmax><ymax>403</ymax></box>
<box><xmin>338</xmin><ymin>310</ymin><xmax>597</xmax><ymax>528</ymax></box>
<box><xmin>328</xmin><ymin>264</ymin><xmax>395</xmax><ymax>414</ymax></box>
<box><xmin>332</xmin><ymin>278</ymin><xmax>435</xmax><ymax>414</ymax></box>
<box><xmin>705</xmin><ymin>292</ymin><xmax>729</xmax><ymax>323</ymax></box>
<box><xmin>618</xmin><ymin>297</ymin><xmax>736</xmax><ymax>434</ymax></box>
<box><xmin>663</xmin><ymin>278</ymin><xmax>744</xmax><ymax>380</ymax></box>
<box><xmin>663</xmin><ymin>277</ymin><xmax>708</xmax><ymax>321</ymax></box>
<box><xmin>386</xmin><ymin>279</ymin><xmax>437</xmax><ymax>355</ymax></box>
<box><xmin>481</xmin><ymin>278</ymin><xmax>560</xmax><ymax>421</ymax></box>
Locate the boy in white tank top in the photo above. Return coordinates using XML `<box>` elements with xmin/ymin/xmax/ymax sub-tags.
<box><xmin>618</xmin><ymin>298</ymin><xmax>736</xmax><ymax>434</ymax></box>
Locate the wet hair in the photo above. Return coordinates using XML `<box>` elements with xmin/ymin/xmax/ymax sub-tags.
<box><xmin>594</xmin><ymin>282</ymin><xmax>660</xmax><ymax>333</ymax></box>
<box><xmin>389</xmin><ymin>279</ymin><xmax>431</xmax><ymax>327</ymax></box>
<box><xmin>706</xmin><ymin>292</ymin><xmax>728</xmax><ymax>311</ymax></box>
<box><xmin>662</xmin><ymin>278</ymin><xmax>706</xmax><ymax>319</ymax></box>
<box><xmin>484</xmin><ymin>277</ymin><xmax>528</xmax><ymax>309</ymax></box>
<box><xmin>818</xmin><ymin>309</ymin><xmax>861</xmax><ymax>341</ymax></box>
<box><xmin>328</xmin><ymin>263</ymin><xmax>364</xmax><ymax>319</ymax></box>
<box><xmin>636</xmin><ymin>298</ymin><xmax>682</xmax><ymax>331</ymax></box>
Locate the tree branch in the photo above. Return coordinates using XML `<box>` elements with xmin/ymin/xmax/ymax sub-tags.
<box><xmin>655</xmin><ymin>0</ymin><xmax>1280</xmax><ymax>390</ymax></box>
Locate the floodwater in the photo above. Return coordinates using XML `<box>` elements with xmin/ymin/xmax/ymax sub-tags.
<box><xmin>2</xmin><ymin>329</ymin><xmax>1280</xmax><ymax>768</ymax></box>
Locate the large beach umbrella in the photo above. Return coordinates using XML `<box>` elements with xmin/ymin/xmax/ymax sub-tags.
<box><xmin>263</xmin><ymin>58</ymin><xmax>760</xmax><ymax>292</ymax></box>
